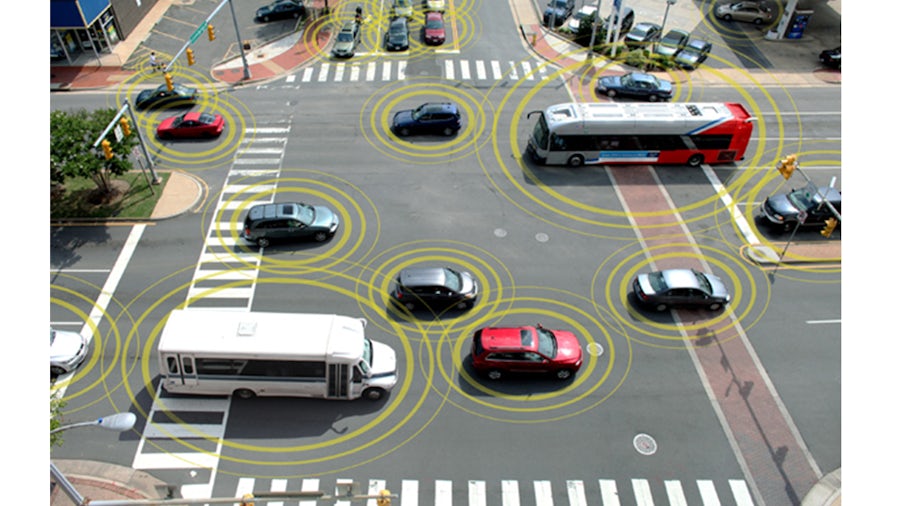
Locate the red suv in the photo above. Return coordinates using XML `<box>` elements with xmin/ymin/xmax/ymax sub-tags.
<box><xmin>424</xmin><ymin>11</ymin><xmax>445</xmax><ymax>45</ymax></box>
<box><xmin>470</xmin><ymin>324</ymin><xmax>583</xmax><ymax>380</ymax></box>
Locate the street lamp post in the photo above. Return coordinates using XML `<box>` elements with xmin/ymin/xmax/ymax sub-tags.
<box><xmin>51</xmin><ymin>412</ymin><xmax>137</xmax><ymax>505</ymax></box>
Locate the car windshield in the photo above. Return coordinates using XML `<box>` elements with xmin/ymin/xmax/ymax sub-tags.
<box><xmin>337</xmin><ymin>32</ymin><xmax>354</xmax><ymax>41</ymax></box>
<box><xmin>647</xmin><ymin>271</ymin><xmax>668</xmax><ymax>291</ymax></box>
<box><xmin>390</xmin><ymin>23</ymin><xmax>406</xmax><ymax>35</ymax></box>
<box><xmin>198</xmin><ymin>113</ymin><xmax>216</xmax><ymax>124</ymax></box>
<box><xmin>692</xmin><ymin>271</ymin><xmax>713</xmax><ymax>294</ymax></box>
<box><xmin>296</xmin><ymin>203</ymin><xmax>316</xmax><ymax>224</ymax></box>
<box><xmin>787</xmin><ymin>190</ymin><xmax>817</xmax><ymax>211</ymax></box>
<box><xmin>171</xmin><ymin>115</ymin><xmax>186</xmax><ymax>127</ymax></box>
<box><xmin>535</xmin><ymin>327</ymin><xmax>558</xmax><ymax>358</ymax></box>
<box><xmin>552</xmin><ymin>0</ymin><xmax>568</xmax><ymax>7</ymax></box>
<box><xmin>426</xmin><ymin>18</ymin><xmax>442</xmax><ymax>29</ymax></box>
<box><xmin>441</xmin><ymin>268</ymin><xmax>462</xmax><ymax>291</ymax></box>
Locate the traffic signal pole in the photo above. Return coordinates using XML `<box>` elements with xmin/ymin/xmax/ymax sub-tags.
<box><xmin>91</xmin><ymin>102</ymin><xmax>160</xmax><ymax>184</ymax></box>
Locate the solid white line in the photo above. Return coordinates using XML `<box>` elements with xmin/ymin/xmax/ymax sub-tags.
<box><xmin>807</xmin><ymin>319</ymin><xmax>841</xmax><ymax>324</ymax></box>
<box><xmin>50</xmin><ymin>269</ymin><xmax>110</xmax><ymax>273</ymax></box>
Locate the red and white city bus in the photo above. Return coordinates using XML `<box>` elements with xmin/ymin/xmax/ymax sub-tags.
<box><xmin>525</xmin><ymin>102</ymin><xmax>754</xmax><ymax>167</ymax></box>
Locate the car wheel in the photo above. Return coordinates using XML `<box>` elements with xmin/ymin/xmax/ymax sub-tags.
<box><xmin>51</xmin><ymin>366</ymin><xmax>66</xmax><ymax>376</ymax></box>
<box><xmin>293</xmin><ymin>12</ymin><xmax>299</xmax><ymax>18</ymax></box>
<box><xmin>404</xmin><ymin>301</ymin><xmax>416</xmax><ymax>311</ymax></box>
<box><xmin>555</xmin><ymin>369</ymin><xmax>574</xmax><ymax>380</ymax></box>
<box><xmin>687</xmin><ymin>154</ymin><xmax>704</xmax><ymax>167</ymax></box>
<box><xmin>363</xmin><ymin>387</ymin><xmax>386</xmax><ymax>401</ymax></box>
<box><xmin>313</xmin><ymin>231</ymin><xmax>329</xmax><ymax>242</ymax></box>
<box><xmin>708</xmin><ymin>302</ymin><xmax>722</xmax><ymax>311</ymax></box>
<box><xmin>723</xmin><ymin>14</ymin><xmax>732</xmax><ymax>21</ymax></box>
<box><xmin>234</xmin><ymin>388</ymin><xmax>256</xmax><ymax>399</ymax></box>
<box><xmin>456</xmin><ymin>301</ymin><xmax>468</xmax><ymax>310</ymax></box>
<box><xmin>567</xmin><ymin>154</ymin><xmax>585</xmax><ymax>167</ymax></box>
<box><xmin>606</xmin><ymin>89</ymin><xmax>617</xmax><ymax>98</ymax></box>
<box><xmin>649</xmin><ymin>94</ymin><xmax>659</xmax><ymax>102</ymax></box>
<box><xmin>487</xmin><ymin>369</ymin><xmax>503</xmax><ymax>380</ymax></box>
<box><xmin>399</xmin><ymin>127</ymin><xmax>411</xmax><ymax>136</ymax></box>
<box><xmin>782</xmin><ymin>222</ymin><xmax>794</xmax><ymax>233</ymax></box>
<box><xmin>263</xmin><ymin>15</ymin><xmax>270</xmax><ymax>22</ymax></box>
<box><xmin>443</xmin><ymin>127</ymin><xmax>455</xmax><ymax>136</ymax></box>
<box><xmin>257</xmin><ymin>237</ymin><xmax>270</xmax><ymax>248</ymax></box>
<box><xmin>754</xmin><ymin>18</ymin><xmax>763</xmax><ymax>25</ymax></box>
<box><xmin>654</xmin><ymin>303</ymin><xmax>668</xmax><ymax>312</ymax></box>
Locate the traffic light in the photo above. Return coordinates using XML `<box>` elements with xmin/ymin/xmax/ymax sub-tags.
<box><xmin>376</xmin><ymin>489</ymin><xmax>391</xmax><ymax>506</ymax></box>
<box><xmin>239</xmin><ymin>493</ymin><xmax>254</xmax><ymax>506</ymax></box>
<box><xmin>186</xmin><ymin>48</ymin><xmax>195</xmax><ymax>66</ymax></box>
<box><xmin>820</xmin><ymin>217</ymin><xmax>838</xmax><ymax>238</ymax></box>
<box><xmin>207</xmin><ymin>24</ymin><xmax>216</xmax><ymax>41</ymax></box>
<box><xmin>119</xmin><ymin>117</ymin><xmax>131</xmax><ymax>137</ymax></box>
<box><xmin>101</xmin><ymin>139</ymin><xmax>113</xmax><ymax>160</ymax></box>
<box><xmin>776</xmin><ymin>154</ymin><xmax>797</xmax><ymax>179</ymax></box>
<box><xmin>164</xmin><ymin>72</ymin><xmax>174</xmax><ymax>92</ymax></box>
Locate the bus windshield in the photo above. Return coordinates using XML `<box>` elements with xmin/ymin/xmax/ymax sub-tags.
<box><xmin>531</xmin><ymin>115</ymin><xmax>550</xmax><ymax>151</ymax></box>
<box><xmin>360</xmin><ymin>338</ymin><xmax>373</xmax><ymax>375</ymax></box>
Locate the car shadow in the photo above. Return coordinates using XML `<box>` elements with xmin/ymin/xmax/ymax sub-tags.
<box><xmin>455</xmin><ymin>356</ymin><xmax>577</xmax><ymax>396</ymax></box>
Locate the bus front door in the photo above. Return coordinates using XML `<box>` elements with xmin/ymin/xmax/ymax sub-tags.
<box><xmin>327</xmin><ymin>363</ymin><xmax>351</xmax><ymax>399</ymax></box>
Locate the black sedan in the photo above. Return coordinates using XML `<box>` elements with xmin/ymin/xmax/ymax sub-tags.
<box><xmin>758</xmin><ymin>186</ymin><xmax>841</xmax><ymax>232</ymax></box>
<box><xmin>819</xmin><ymin>46</ymin><xmax>840</xmax><ymax>69</ymax></box>
<box><xmin>595</xmin><ymin>71</ymin><xmax>673</xmax><ymax>101</ymax></box>
<box><xmin>392</xmin><ymin>102</ymin><xmax>461</xmax><ymax>136</ymax></box>
<box><xmin>255</xmin><ymin>0</ymin><xmax>305</xmax><ymax>22</ymax></box>
<box><xmin>134</xmin><ymin>83</ymin><xmax>198</xmax><ymax>110</ymax></box>
<box><xmin>675</xmin><ymin>39</ymin><xmax>712</xmax><ymax>69</ymax></box>
<box><xmin>633</xmin><ymin>269</ymin><xmax>731</xmax><ymax>312</ymax></box>
<box><xmin>385</xmin><ymin>16</ymin><xmax>410</xmax><ymax>51</ymax></box>
<box><xmin>624</xmin><ymin>22</ymin><xmax>661</xmax><ymax>48</ymax></box>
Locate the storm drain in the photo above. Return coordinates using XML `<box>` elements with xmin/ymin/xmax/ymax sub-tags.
<box><xmin>633</xmin><ymin>433</ymin><xmax>658</xmax><ymax>456</ymax></box>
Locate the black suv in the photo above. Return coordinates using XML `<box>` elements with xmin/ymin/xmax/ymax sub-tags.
<box><xmin>241</xmin><ymin>202</ymin><xmax>340</xmax><ymax>247</ymax></box>
<box><xmin>391</xmin><ymin>103</ymin><xmax>461</xmax><ymax>136</ymax></box>
<box><xmin>759</xmin><ymin>186</ymin><xmax>841</xmax><ymax>232</ymax></box>
<box><xmin>390</xmin><ymin>267</ymin><xmax>479</xmax><ymax>311</ymax></box>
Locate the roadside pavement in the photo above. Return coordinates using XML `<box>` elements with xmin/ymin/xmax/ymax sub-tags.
<box><xmin>49</xmin><ymin>1</ymin><xmax>841</xmax><ymax>503</ymax></box>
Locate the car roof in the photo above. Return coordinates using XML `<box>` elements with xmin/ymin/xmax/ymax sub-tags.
<box><xmin>685</xmin><ymin>39</ymin><xmax>711</xmax><ymax>50</ymax></box>
<box><xmin>399</xmin><ymin>267</ymin><xmax>453</xmax><ymax>287</ymax></box>
<box><xmin>340</xmin><ymin>21</ymin><xmax>356</xmax><ymax>30</ymax></box>
<box><xmin>417</xmin><ymin>102</ymin><xmax>457</xmax><ymax>113</ymax></box>
<box><xmin>810</xmin><ymin>187</ymin><xmax>841</xmax><ymax>203</ymax></box>
<box><xmin>426</xmin><ymin>10</ymin><xmax>442</xmax><ymax>20</ymax></box>
<box><xmin>478</xmin><ymin>327</ymin><xmax>537</xmax><ymax>352</ymax></box>
<box><xmin>390</xmin><ymin>16</ymin><xmax>408</xmax><ymax>26</ymax></box>
<box><xmin>627</xmin><ymin>72</ymin><xmax>657</xmax><ymax>83</ymax></box>
<box><xmin>663</xmin><ymin>29</ymin><xmax>690</xmax><ymax>39</ymax></box>
<box><xmin>181</xmin><ymin>112</ymin><xmax>202</xmax><ymax>122</ymax></box>
<box><xmin>660</xmin><ymin>269</ymin><xmax>703</xmax><ymax>290</ymax></box>
<box><xmin>247</xmin><ymin>202</ymin><xmax>302</xmax><ymax>221</ymax></box>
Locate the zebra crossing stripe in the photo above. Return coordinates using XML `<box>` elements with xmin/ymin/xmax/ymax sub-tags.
<box><xmin>367</xmin><ymin>479</ymin><xmax>387</xmax><ymax>506</ymax></box>
<box><xmin>632</xmin><ymin>479</ymin><xmax>653</xmax><ymax>506</ymax></box>
<box><xmin>302</xmin><ymin>66</ymin><xmax>314</xmax><ymax>81</ymax></box>
<box><xmin>468</xmin><ymin>480</ymin><xmax>486</xmax><ymax>506</ymax></box>
<box><xmin>401</xmin><ymin>479</ymin><xmax>418</xmax><ymax>506</ymax></box>
<box><xmin>142</xmin><ymin>422</ymin><xmax>226</xmax><ymax>439</ymax></box>
<box><xmin>194</xmin><ymin>269</ymin><xmax>258</xmax><ymax>281</ymax></box>
<box><xmin>521</xmin><ymin>61</ymin><xmax>534</xmax><ymax>80</ymax></box>
<box><xmin>335</xmin><ymin>479</ymin><xmax>353</xmax><ymax>506</ymax></box>
<box><xmin>367</xmin><ymin>61</ymin><xmax>377</xmax><ymax>81</ymax></box>
<box><xmin>435</xmin><ymin>480</ymin><xmax>452</xmax><ymax>506</ymax></box>
<box><xmin>269</xmin><ymin>479</ymin><xmax>287</xmax><ymax>506</ymax></box>
<box><xmin>223</xmin><ymin>184</ymin><xmax>277</xmax><ymax>194</ymax></box>
<box><xmin>698</xmin><ymin>480</ymin><xmax>721</xmax><ymax>506</ymax></box>
<box><xmin>299</xmin><ymin>478</ymin><xmax>320</xmax><ymax>506</ymax></box>
<box><xmin>566</xmin><ymin>480</ymin><xmax>587</xmax><ymax>506</ymax></box>
<box><xmin>236</xmin><ymin>477</ymin><xmax>255</xmax><ymax>498</ymax></box>
<box><xmin>476</xmin><ymin>60</ymin><xmax>487</xmax><ymax>80</ymax></box>
<box><xmin>244</xmin><ymin>127</ymin><xmax>291</xmax><ymax>134</ymax></box>
<box><xmin>187</xmin><ymin>286</ymin><xmax>255</xmax><ymax>300</ymax></box>
<box><xmin>491</xmin><ymin>60</ymin><xmax>502</xmax><ymax>80</ymax></box>
<box><xmin>319</xmin><ymin>63</ymin><xmax>331</xmax><ymax>82</ymax></box>
<box><xmin>730</xmin><ymin>479</ymin><xmax>755</xmax><ymax>506</ymax></box>
<box><xmin>398</xmin><ymin>60</ymin><xmax>407</xmax><ymax>80</ymax></box>
<box><xmin>501</xmin><ymin>480</ymin><xmax>520</xmax><ymax>506</ymax></box>
<box><xmin>444</xmin><ymin>60</ymin><xmax>454</xmax><ymax>80</ymax></box>
<box><xmin>665</xmin><ymin>480</ymin><xmax>688</xmax><ymax>506</ymax></box>
<box><xmin>599</xmin><ymin>479</ymin><xmax>620</xmax><ymax>506</ymax></box>
<box><xmin>460</xmin><ymin>59</ymin><xmax>471</xmax><ymax>80</ymax></box>
<box><xmin>132</xmin><ymin>451</ymin><xmax>218</xmax><ymax>470</ymax></box>
<box><xmin>534</xmin><ymin>480</ymin><xmax>553</xmax><ymax>505</ymax></box>
<box><xmin>507</xmin><ymin>61</ymin><xmax>519</xmax><ymax>80</ymax></box>
<box><xmin>382</xmin><ymin>60</ymin><xmax>392</xmax><ymax>81</ymax></box>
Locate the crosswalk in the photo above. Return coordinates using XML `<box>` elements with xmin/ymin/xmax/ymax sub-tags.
<box><xmin>221</xmin><ymin>477</ymin><xmax>756</xmax><ymax>505</ymax></box>
<box><xmin>268</xmin><ymin>58</ymin><xmax>557</xmax><ymax>87</ymax></box>
<box><xmin>131</xmin><ymin>118</ymin><xmax>294</xmax><ymax>497</ymax></box>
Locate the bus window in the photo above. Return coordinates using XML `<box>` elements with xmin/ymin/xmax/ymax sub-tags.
<box><xmin>550</xmin><ymin>134</ymin><xmax>567</xmax><ymax>151</ymax></box>
<box><xmin>181</xmin><ymin>357</ymin><xmax>194</xmax><ymax>374</ymax></box>
<box><xmin>166</xmin><ymin>356</ymin><xmax>179</xmax><ymax>374</ymax></box>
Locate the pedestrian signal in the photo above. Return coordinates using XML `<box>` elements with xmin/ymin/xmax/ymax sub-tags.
<box><xmin>207</xmin><ymin>24</ymin><xmax>216</xmax><ymax>41</ymax></box>
<box><xmin>820</xmin><ymin>217</ymin><xmax>838</xmax><ymax>238</ymax></box>
<box><xmin>186</xmin><ymin>48</ymin><xmax>195</xmax><ymax>66</ymax></box>
<box><xmin>776</xmin><ymin>154</ymin><xmax>797</xmax><ymax>179</ymax></box>
<box><xmin>101</xmin><ymin>139</ymin><xmax>113</xmax><ymax>160</ymax></box>
<box><xmin>119</xmin><ymin>117</ymin><xmax>131</xmax><ymax>137</ymax></box>
<box><xmin>164</xmin><ymin>72</ymin><xmax>174</xmax><ymax>92</ymax></box>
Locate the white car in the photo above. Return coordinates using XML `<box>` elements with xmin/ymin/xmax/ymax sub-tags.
<box><xmin>567</xmin><ymin>5</ymin><xmax>597</xmax><ymax>32</ymax></box>
<box><xmin>50</xmin><ymin>328</ymin><xmax>90</xmax><ymax>376</ymax></box>
<box><xmin>425</xmin><ymin>0</ymin><xmax>445</xmax><ymax>12</ymax></box>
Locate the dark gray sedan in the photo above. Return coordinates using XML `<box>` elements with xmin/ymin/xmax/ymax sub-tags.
<box><xmin>632</xmin><ymin>269</ymin><xmax>731</xmax><ymax>311</ymax></box>
<box><xmin>675</xmin><ymin>39</ymin><xmax>712</xmax><ymax>69</ymax></box>
<box><xmin>595</xmin><ymin>71</ymin><xmax>673</xmax><ymax>101</ymax></box>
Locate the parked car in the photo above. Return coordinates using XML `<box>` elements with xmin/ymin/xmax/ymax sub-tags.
<box><xmin>470</xmin><ymin>324</ymin><xmax>583</xmax><ymax>380</ymax></box>
<box><xmin>157</xmin><ymin>112</ymin><xmax>224</xmax><ymax>139</ymax></box>
<box><xmin>543</xmin><ymin>0</ymin><xmax>575</xmax><ymax>28</ymax></box>
<box><xmin>566</xmin><ymin>5</ymin><xmax>597</xmax><ymax>32</ymax></box>
<box><xmin>134</xmin><ymin>83</ymin><xmax>198</xmax><ymax>110</ymax></box>
<box><xmin>674</xmin><ymin>38</ymin><xmax>712</xmax><ymax>69</ymax></box>
<box><xmin>424</xmin><ymin>11</ymin><xmax>446</xmax><ymax>45</ymax></box>
<box><xmin>714</xmin><ymin>1</ymin><xmax>773</xmax><ymax>24</ymax></box>
<box><xmin>425</xmin><ymin>0</ymin><xmax>445</xmax><ymax>12</ymax></box>
<box><xmin>758</xmin><ymin>186</ymin><xmax>841</xmax><ymax>232</ymax></box>
<box><xmin>624</xmin><ymin>22</ymin><xmax>662</xmax><ymax>48</ymax></box>
<box><xmin>331</xmin><ymin>20</ymin><xmax>360</xmax><ymax>58</ymax></box>
<box><xmin>654</xmin><ymin>28</ymin><xmax>690</xmax><ymax>57</ymax></box>
<box><xmin>385</xmin><ymin>16</ymin><xmax>410</xmax><ymax>51</ymax></box>
<box><xmin>596</xmin><ymin>71</ymin><xmax>673</xmax><ymax>101</ymax></box>
<box><xmin>390</xmin><ymin>267</ymin><xmax>479</xmax><ymax>311</ymax></box>
<box><xmin>255</xmin><ymin>0</ymin><xmax>305</xmax><ymax>22</ymax></box>
<box><xmin>632</xmin><ymin>269</ymin><xmax>731</xmax><ymax>312</ymax></box>
<box><xmin>51</xmin><ymin>328</ymin><xmax>90</xmax><ymax>376</ymax></box>
<box><xmin>603</xmin><ymin>6</ymin><xmax>635</xmax><ymax>35</ymax></box>
<box><xmin>241</xmin><ymin>202</ymin><xmax>340</xmax><ymax>247</ymax></box>
<box><xmin>392</xmin><ymin>0</ymin><xmax>413</xmax><ymax>18</ymax></box>
<box><xmin>392</xmin><ymin>102</ymin><xmax>461</xmax><ymax>136</ymax></box>
<box><xmin>819</xmin><ymin>46</ymin><xmax>840</xmax><ymax>69</ymax></box>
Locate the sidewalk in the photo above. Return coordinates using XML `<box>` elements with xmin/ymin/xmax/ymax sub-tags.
<box><xmin>50</xmin><ymin>459</ymin><xmax>173</xmax><ymax>505</ymax></box>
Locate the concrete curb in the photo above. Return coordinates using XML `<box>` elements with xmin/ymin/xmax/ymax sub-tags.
<box><xmin>150</xmin><ymin>170</ymin><xmax>207</xmax><ymax>220</ymax></box>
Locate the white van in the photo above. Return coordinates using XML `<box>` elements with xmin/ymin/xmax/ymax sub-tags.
<box><xmin>157</xmin><ymin>310</ymin><xmax>398</xmax><ymax>401</ymax></box>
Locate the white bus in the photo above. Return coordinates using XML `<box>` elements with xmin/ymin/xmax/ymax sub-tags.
<box><xmin>157</xmin><ymin>310</ymin><xmax>398</xmax><ymax>401</ymax></box>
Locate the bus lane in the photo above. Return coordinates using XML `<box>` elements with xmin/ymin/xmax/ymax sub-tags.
<box><xmin>609</xmin><ymin>165</ymin><xmax>820</xmax><ymax>506</ymax></box>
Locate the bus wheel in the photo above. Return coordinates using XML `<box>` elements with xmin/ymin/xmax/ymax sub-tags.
<box><xmin>235</xmin><ymin>389</ymin><xmax>256</xmax><ymax>399</ymax></box>
<box><xmin>567</xmin><ymin>154</ymin><xmax>584</xmax><ymax>167</ymax></box>
<box><xmin>687</xmin><ymin>154</ymin><xmax>704</xmax><ymax>167</ymax></box>
<box><xmin>363</xmin><ymin>387</ymin><xmax>386</xmax><ymax>401</ymax></box>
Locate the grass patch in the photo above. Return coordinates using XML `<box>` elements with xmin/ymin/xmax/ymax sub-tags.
<box><xmin>51</xmin><ymin>171</ymin><xmax>170</xmax><ymax>220</ymax></box>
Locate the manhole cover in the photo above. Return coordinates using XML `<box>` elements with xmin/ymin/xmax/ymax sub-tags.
<box><xmin>535</xmin><ymin>233</ymin><xmax>549</xmax><ymax>243</ymax></box>
<box><xmin>494</xmin><ymin>228</ymin><xmax>508</xmax><ymax>238</ymax></box>
<box><xmin>633</xmin><ymin>433</ymin><xmax>657</xmax><ymax>455</ymax></box>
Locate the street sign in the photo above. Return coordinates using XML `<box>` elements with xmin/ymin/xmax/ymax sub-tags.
<box><xmin>189</xmin><ymin>21</ymin><xmax>209</xmax><ymax>44</ymax></box>
<box><xmin>114</xmin><ymin>125</ymin><xmax>123</xmax><ymax>142</ymax></box>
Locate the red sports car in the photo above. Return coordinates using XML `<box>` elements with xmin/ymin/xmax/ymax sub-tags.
<box><xmin>424</xmin><ymin>11</ymin><xmax>445</xmax><ymax>45</ymax></box>
<box><xmin>470</xmin><ymin>324</ymin><xmax>583</xmax><ymax>380</ymax></box>
<box><xmin>157</xmin><ymin>112</ymin><xmax>225</xmax><ymax>139</ymax></box>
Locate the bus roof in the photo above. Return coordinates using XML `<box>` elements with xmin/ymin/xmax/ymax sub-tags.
<box><xmin>542</xmin><ymin>102</ymin><xmax>752</xmax><ymax>136</ymax></box>
<box><xmin>157</xmin><ymin>310</ymin><xmax>368</xmax><ymax>363</ymax></box>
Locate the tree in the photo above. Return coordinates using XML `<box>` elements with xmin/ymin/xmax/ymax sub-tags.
<box><xmin>50</xmin><ymin>108</ymin><xmax>138</xmax><ymax>200</ymax></box>
<box><xmin>50</xmin><ymin>391</ymin><xmax>67</xmax><ymax>448</ymax></box>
